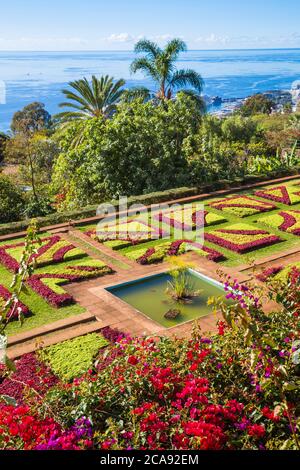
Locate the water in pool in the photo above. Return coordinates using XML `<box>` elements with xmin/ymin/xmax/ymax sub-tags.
<box><xmin>107</xmin><ymin>270</ymin><xmax>227</xmax><ymax>328</ymax></box>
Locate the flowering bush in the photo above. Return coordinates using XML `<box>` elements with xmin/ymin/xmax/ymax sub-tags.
<box><xmin>1</xmin><ymin>267</ymin><xmax>299</xmax><ymax>451</ymax></box>
<box><xmin>255</xmin><ymin>185</ymin><xmax>300</xmax><ymax>206</ymax></box>
<box><xmin>0</xmin><ymin>405</ymin><xmax>93</xmax><ymax>450</ymax></box>
<box><xmin>205</xmin><ymin>223</ymin><xmax>281</xmax><ymax>253</ymax></box>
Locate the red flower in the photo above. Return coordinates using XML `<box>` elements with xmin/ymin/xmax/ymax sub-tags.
<box><xmin>127</xmin><ymin>355</ymin><xmax>138</xmax><ymax>365</ymax></box>
<box><xmin>247</xmin><ymin>424</ymin><xmax>265</xmax><ymax>439</ymax></box>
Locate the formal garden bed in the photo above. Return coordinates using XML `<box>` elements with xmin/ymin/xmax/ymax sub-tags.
<box><xmin>0</xmin><ymin>234</ymin><xmax>114</xmax><ymax>335</ymax></box>
<box><xmin>76</xmin><ymin>177</ymin><xmax>300</xmax><ymax>268</ymax></box>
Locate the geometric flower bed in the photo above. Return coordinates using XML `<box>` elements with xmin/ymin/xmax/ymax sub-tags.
<box><xmin>0</xmin><ymin>284</ymin><xmax>30</xmax><ymax>320</ymax></box>
<box><xmin>209</xmin><ymin>195</ymin><xmax>276</xmax><ymax>217</ymax></box>
<box><xmin>125</xmin><ymin>239</ymin><xmax>225</xmax><ymax>264</ymax></box>
<box><xmin>153</xmin><ymin>207</ymin><xmax>226</xmax><ymax>229</ymax></box>
<box><xmin>26</xmin><ymin>261</ymin><xmax>113</xmax><ymax>307</ymax></box>
<box><xmin>204</xmin><ymin>223</ymin><xmax>282</xmax><ymax>254</ymax></box>
<box><xmin>255</xmin><ymin>185</ymin><xmax>300</xmax><ymax>206</ymax></box>
<box><xmin>256</xmin><ymin>262</ymin><xmax>300</xmax><ymax>282</ymax></box>
<box><xmin>92</xmin><ymin>220</ymin><xmax>166</xmax><ymax>242</ymax></box>
<box><xmin>259</xmin><ymin>210</ymin><xmax>300</xmax><ymax>235</ymax></box>
<box><xmin>0</xmin><ymin>235</ymin><xmax>86</xmax><ymax>273</ymax></box>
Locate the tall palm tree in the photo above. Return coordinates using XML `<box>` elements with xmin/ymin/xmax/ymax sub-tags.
<box><xmin>55</xmin><ymin>75</ymin><xmax>125</xmax><ymax>122</ymax></box>
<box><xmin>130</xmin><ymin>38</ymin><xmax>205</xmax><ymax>108</ymax></box>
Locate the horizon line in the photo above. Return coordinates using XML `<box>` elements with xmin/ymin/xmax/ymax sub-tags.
<box><xmin>1</xmin><ymin>47</ymin><xmax>300</xmax><ymax>53</ymax></box>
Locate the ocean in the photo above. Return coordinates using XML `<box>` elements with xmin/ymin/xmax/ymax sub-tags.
<box><xmin>0</xmin><ymin>48</ymin><xmax>300</xmax><ymax>132</ymax></box>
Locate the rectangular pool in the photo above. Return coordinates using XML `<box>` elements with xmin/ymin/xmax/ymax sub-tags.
<box><xmin>106</xmin><ymin>269</ymin><xmax>227</xmax><ymax>328</ymax></box>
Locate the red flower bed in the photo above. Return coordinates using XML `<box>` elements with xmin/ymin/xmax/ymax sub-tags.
<box><xmin>210</xmin><ymin>195</ymin><xmax>275</xmax><ymax>213</ymax></box>
<box><xmin>26</xmin><ymin>264</ymin><xmax>113</xmax><ymax>307</ymax></box>
<box><xmin>255</xmin><ymin>186</ymin><xmax>300</xmax><ymax>205</ymax></box>
<box><xmin>0</xmin><ymin>236</ymin><xmax>83</xmax><ymax>273</ymax></box>
<box><xmin>0</xmin><ymin>284</ymin><xmax>30</xmax><ymax>320</ymax></box>
<box><xmin>256</xmin><ymin>266</ymin><xmax>283</xmax><ymax>282</ymax></box>
<box><xmin>0</xmin><ymin>353</ymin><xmax>58</xmax><ymax>403</ymax></box>
<box><xmin>278</xmin><ymin>210</ymin><xmax>300</xmax><ymax>235</ymax></box>
<box><xmin>204</xmin><ymin>231</ymin><xmax>281</xmax><ymax>254</ymax></box>
<box><xmin>26</xmin><ymin>275</ymin><xmax>74</xmax><ymax>307</ymax></box>
<box><xmin>0</xmin><ymin>248</ymin><xmax>20</xmax><ymax>273</ymax></box>
<box><xmin>136</xmin><ymin>240</ymin><xmax>224</xmax><ymax>264</ymax></box>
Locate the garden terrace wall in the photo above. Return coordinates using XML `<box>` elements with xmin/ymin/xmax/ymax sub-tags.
<box><xmin>0</xmin><ymin>172</ymin><xmax>299</xmax><ymax>239</ymax></box>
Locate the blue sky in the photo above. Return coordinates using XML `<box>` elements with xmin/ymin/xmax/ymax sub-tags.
<box><xmin>1</xmin><ymin>0</ymin><xmax>300</xmax><ymax>50</ymax></box>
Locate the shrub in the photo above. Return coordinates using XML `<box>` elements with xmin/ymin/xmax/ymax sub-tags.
<box><xmin>39</xmin><ymin>333</ymin><xmax>109</xmax><ymax>382</ymax></box>
<box><xmin>0</xmin><ymin>175</ymin><xmax>25</xmax><ymax>223</ymax></box>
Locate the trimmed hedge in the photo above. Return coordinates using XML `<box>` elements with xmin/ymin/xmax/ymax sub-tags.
<box><xmin>0</xmin><ymin>169</ymin><xmax>299</xmax><ymax>236</ymax></box>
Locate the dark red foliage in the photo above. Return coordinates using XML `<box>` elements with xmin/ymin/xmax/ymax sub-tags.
<box><xmin>0</xmin><ymin>353</ymin><xmax>59</xmax><ymax>403</ymax></box>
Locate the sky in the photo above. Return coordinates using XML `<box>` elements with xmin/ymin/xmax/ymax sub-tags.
<box><xmin>0</xmin><ymin>0</ymin><xmax>300</xmax><ymax>51</ymax></box>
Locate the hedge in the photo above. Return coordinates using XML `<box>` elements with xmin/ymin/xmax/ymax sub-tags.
<box><xmin>0</xmin><ymin>169</ymin><xmax>299</xmax><ymax>237</ymax></box>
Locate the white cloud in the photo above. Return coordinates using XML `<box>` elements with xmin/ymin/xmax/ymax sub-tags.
<box><xmin>196</xmin><ymin>33</ymin><xmax>229</xmax><ymax>45</ymax></box>
<box><xmin>104</xmin><ymin>33</ymin><xmax>136</xmax><ymax>43</ymax></box>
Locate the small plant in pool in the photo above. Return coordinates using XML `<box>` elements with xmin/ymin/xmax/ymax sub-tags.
<box><xmin>166</xmin><ymin>257</ymin><xmax>201</xmax><ymax>302</ymax></box>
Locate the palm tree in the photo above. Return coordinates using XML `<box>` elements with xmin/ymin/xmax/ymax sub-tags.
<box><xmin>130</xmin><ymin>38</ymin><xmax>205</xmax><ymax>108</ymax></box>
<box><xmin>55</xmin><ymin>75</ymin><xmax>125</xmax><ymax>122</ymax></box>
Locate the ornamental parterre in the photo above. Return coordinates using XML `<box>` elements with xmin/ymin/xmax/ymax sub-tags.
<box><xmin>204</xmin><ymin>223</ymin><xmax>282</xmax><ymax>254</ymax></box>
<box><xmin>260</xmin><ymin>210</ymin><xmax>300</xmax><ymax>235</ymax></box>
<box><xmin>255</xmin><ymin>185</ymin><xmax>300</xmax><ymax>206</ymax></box>
<box><xmin>153</xmin><ymin>207</ymin><xmax>226</xmax><ymax>230</ymax></box>
<box><xmin>26</xmin><ymin>262</ymin><xmax>113</xmax><ymax>307</ymax></box>
<box><xmin>0</xmin><ymin>235</ymin><xmax>86</xmax><ymax>273</ymax></box>
<box><xmin>125</xmin><ymin>239</ymin><xmax>225</xmax><ymax>265</ymax></box>
<box><xmin>209</xmin><ymin>195</ymin><xmax>276</xmax><ymax>217</ymax></box>
<box><xmin>91</xmin><ymin>220</ymin><xmax>167</xmax><ymax>242</ymax></box>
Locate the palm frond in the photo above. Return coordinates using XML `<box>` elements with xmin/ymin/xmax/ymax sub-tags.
<box><xmin>164</xmin><ymin>38</ymin><xmax>187</xmax><ymax>60</ymax></box>
<box><xmin>134</xmin><ymin>39</ymin><xmax>161</xmax><ymax>59</ymax></box>
<box><xmin>170</xmin><ymin>69</ymin><xmax>204</xmax><ymax>93</ymax></box>
<box><xmin>130</xmin><ymin>58</ymin><xmax>160</xmax><ymax>82</ymax></box>
<box><xmin>56</xmin><ymin>75</ymin><xmax>125</xmax><ymax>123</ymax></box>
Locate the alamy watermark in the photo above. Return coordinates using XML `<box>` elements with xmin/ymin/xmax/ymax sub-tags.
<box><xmin>96</xmin><ymin>197</ymin><xmax>205</xmax><ymax>249</ymax></box>
<box><xmin>0</xmin><ymin>80</ymin><xmax>6</xmax><ymax>105</ymax></box>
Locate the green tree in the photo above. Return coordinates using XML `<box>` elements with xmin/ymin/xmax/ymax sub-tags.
<box><xmin>5</xmin><ymin>132</ymin><xmax>58</xmax><ymax>205</ymax></box>
<box><xmin>0</xmin><ymin>174</ymin><xmax>25</xmax><ymax>223</ymax></box>
<box><xmin>56</xmin><ymin>75</ymin><xmax>125</xmax><ymax>123</ymax></box>
<box><xmin>11</xmin><ymin>102</ymin><xmax>51</xmax><ymax>135</ymax></box>
<box><xmin>240</xmin><ymin>94</ymin><xmax>275</xmax><ymax>116</ymax></box>
<box><xmin>0</xmin><ymin>132</ymin><xmax>9</xmax><ymax>163</ymax></box>
<box><xmin>130</xmin><ymin>38</ymin><xmax>205</xmax><ymax>108</ymax></box>
<box><xmin>52</xmin><ymin>94</ymin><xmax>202</xmax><ymax>207</ymax></box>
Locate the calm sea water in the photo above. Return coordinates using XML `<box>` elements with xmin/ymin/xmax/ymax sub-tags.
<box><xmin>0</xmin><ymin>49</ymin><xmax>300</xmax><ymax>131</ymax></box>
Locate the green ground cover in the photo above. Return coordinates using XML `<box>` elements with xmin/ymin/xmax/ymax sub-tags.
<box><xmin>38</xmin><ymin>333</ymin><xmax>109</xmax><ymax>382</ymax></box>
